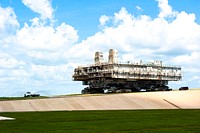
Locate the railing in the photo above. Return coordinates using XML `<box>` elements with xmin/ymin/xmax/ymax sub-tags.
<box><xmin>74</xmin><ymin>63</ymin><xmax>182</xmax><ymax>81</ymax></box>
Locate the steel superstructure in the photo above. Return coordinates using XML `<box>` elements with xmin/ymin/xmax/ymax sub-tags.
<box><xmin>73</xmin><ymin>49</ymin><xmax>182</xmax><ymax>93</ymax></box>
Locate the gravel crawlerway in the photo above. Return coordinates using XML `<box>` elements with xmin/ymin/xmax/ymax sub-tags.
<box><xmin>0</xmin><ymin>90</ymin><xmax>200</xmax><ymax>112</ymax></box>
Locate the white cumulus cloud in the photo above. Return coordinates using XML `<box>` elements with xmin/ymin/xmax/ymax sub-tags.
<box><xmin>72</xmin><ymin>4</ymin><xmax>200</xmax><ymax>61</ymax></box>
<box><xmin>22</xmin><ymin>0</ymin><xmax>54</xmax><ymax>20</ymax></box>
<box><xmin>0</xmin><ymin>0</ymin><xmax>200</xmax><ymax>96</ymax></box>
<box><xmin>0</xmin><ymin>1</ymin><xmax>80</xmax><ymax>96</ymax></box>
<box><xmin>99</xmin><ymin>15</ymin><xmax>110</xmax><ymax>26</ymax></box>
<box><xmin>157</xmin><ymin>0</ymin><xmax>177</xmax><ymax>18</ymax></box>
<box><xmin>16</xmin><ymin>22</ymin><xmax>78</xmax><ymax>51</ymax></box>
<box><xmin>69</xmin><ymin>1</ymin><xmax>200</xmax><ymax>89</ymax></box>
<box><xmin>0</xmin><ymin>53</ymin><xmax>25</xmax><ymax>69</ymax></box>
<box><xmin>171</xmin><ymin>52</ymin><xmax>200</xmax><ymax>68</ymax></box>
<box><xmin>0</xmin><ymin>6</ymin><xmax>19</xmax><ymax>37</ymax></box>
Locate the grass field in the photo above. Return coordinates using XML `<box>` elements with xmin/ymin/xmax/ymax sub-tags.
<box><xmin>0</xmin><ymin>96</ymin><xmax>48</xmax><ymax>101</ymax></box>
<box><xmin>0</xmin><ymin>109</ymin><xmax>200</xmax><ymax>133</ymax></box>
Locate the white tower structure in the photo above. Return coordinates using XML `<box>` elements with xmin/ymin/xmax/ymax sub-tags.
<box><xmin>94</xmin><ymin>51</ymin><xmax>104</xmax><ymax>64</ymax></box>
<box><xmin>108</xmin><ymin>49</ymin><xmax>118</xmax><ymax>64</ymax></box>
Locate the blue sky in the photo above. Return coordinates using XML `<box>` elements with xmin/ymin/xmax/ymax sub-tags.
<box><xmin>0</xmin><ymin>0</ymin><xmax>200</xmax><ymax>97</ymax></box>
<box><xmin>1</xmin><ymin>0</ymin><xmax>199</xmax><ymax>40</ymax></box>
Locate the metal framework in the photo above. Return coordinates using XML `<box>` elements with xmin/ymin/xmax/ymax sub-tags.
<box><xmin>73</xmin><ymin>49</ymin><xmax>182</xmax><ymax>93</ymax></box>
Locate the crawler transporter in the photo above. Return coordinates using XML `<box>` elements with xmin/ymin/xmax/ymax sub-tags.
<box><xmin>73</xmin><ymin>49</ymin><xmax>182</xmax><ymax>94</ymax></box>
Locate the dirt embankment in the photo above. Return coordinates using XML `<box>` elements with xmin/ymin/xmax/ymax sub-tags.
<box><xmin>0</xmin><ymin>90</ymin><xmax>200</xmax><ymax>112</ymax></box>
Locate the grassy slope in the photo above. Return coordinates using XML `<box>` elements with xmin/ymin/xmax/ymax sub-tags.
<box><xmin>0</xmin><ymin>110</ymin><xmax>200</xmax><ymax>133</ymax></box>
<box><xmin>0</xmin><ymin>96</ymin><xmax>48</xmax><ymax>101</ymax></box>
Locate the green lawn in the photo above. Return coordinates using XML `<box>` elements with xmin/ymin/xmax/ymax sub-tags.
<box><xmin>0</xmin><ymin>109</ymin><xmax>200</xmax><ymax>133</ymax></box>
